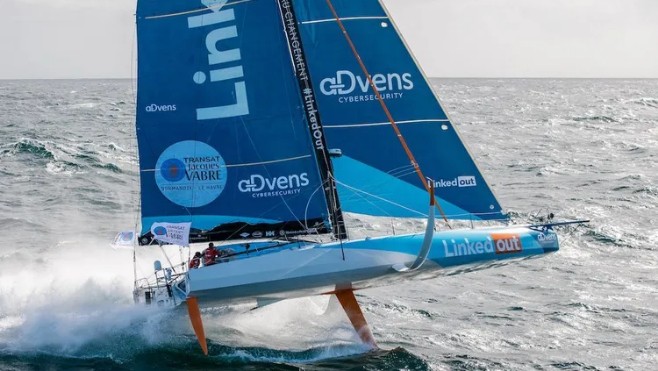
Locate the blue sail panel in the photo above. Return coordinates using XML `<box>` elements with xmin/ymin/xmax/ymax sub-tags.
<box><xmin>135</xmin><ymin>0</ymin><xmax>332</xmax><ymax>240</ymax></box>
<box><xmin>292</xmin><ymin>0</ymin><xmax>504</xmax><ymax>220</ymax></box>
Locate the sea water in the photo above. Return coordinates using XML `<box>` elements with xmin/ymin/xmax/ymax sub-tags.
<box><xmin>0</xmin><ymin>79</ymin><xmax>656</xmax><ymax>370</ymax></box>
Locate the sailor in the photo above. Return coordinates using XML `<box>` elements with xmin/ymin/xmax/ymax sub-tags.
<box><xmin>203</xmin><ymin>242</ymin><xmax>219</xmax><ymax>266</ymax></box>
<box><xmin>189</xmin><ymin>251</ymin><xmax>201</xmax><ymax>269</ymax></box>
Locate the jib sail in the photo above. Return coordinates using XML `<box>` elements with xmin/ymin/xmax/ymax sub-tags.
<box><xmin>292</xmin><ymin>0</ymin><xmax>505</xmax><ymax>221</ymax></box>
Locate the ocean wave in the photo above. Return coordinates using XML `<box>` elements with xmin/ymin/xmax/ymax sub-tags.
<box><xmin>572</xmin><ymin>115</ymin><xmax>618</xmax><ymax>123</ymax></box>
<box><xmin>0</xmin><ymin>218</ymin><xmax>46</xmax><ymax>231</ymax></box>
<box><xmin>0</xmin><ymin>345</ymin><xmax>428</xmax><ymax>370</ymax></box>
<box><xmin>1</xmin><ymin>139</ymin><xmax>55</xmax><ymax>159</ymax></box>
<box><xmin>629</xmin><ymin>97</ymin><xmax>658</xmax><ymax>108</ymax></box>
<box><xmin>1</xmin><ymin>138</ymin><xmax>127</xmax><ymax>175</ymax></box>
<box><xmin>633</xmin><ymin>186</ymin><xmax>658</xmax><ymax>196</ymax></box>
<box><xmin>45</xmin><ymin>161</ymin><xmax>86</xmax><ymax>175</ymax></box>
<box><xmin>94</xmin><ymin>163</ymin><xmax>122</xmax><ymax>173</ymax></box>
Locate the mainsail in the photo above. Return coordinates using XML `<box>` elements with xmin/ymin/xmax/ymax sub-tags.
<box><xmin>292</xmin><ymin>0</ymin><xmax>505</xmax><ymax>221</ymax></box>
<box><xmin>135</xmin><ymin>0</ymin><xmax>340</xmax><ymax>242</ymax></box>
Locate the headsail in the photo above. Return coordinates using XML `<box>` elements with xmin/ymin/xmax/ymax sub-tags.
<box><xmin>135</xmin><ymin>0</ymin><xmax>337</xmax><ymax>242</ymax></box>
<box><xmin>292</xmin><ymin>0</ymin><xmax>505</xmax><ymax>221</ymax></box>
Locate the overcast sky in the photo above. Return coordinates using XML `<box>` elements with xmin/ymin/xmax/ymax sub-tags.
<box><xmin>1</xmin><ymin>0</ymin><xmax>657</xmax><ymax>79</ymax></box>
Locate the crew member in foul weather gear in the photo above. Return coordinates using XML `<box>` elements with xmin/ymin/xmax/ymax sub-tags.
<box><xmin>203</xmin><ymin>243</ymin><xmax>219</xmax><ymax>266</ymax></box>
<box><xmin>189</xmin><ymin>251</ymin><xmax>201</xmax><ymax>269</ymax></box>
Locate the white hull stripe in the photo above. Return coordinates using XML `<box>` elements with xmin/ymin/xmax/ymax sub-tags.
<box><xmin>325</xmin><ymin>119</ymin><xmax>450</xmax><ymax>129</ymax></box>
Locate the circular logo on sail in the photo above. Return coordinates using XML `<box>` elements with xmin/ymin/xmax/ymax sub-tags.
<box><xmin>153</xmin><ymin>226</ymin><xmax>167</xmax><ymax>236</ymax></box>
<box><xmin>160</xmin><ymin>158</ymin><xmax>186</xmax><ymax>182</ymax></box>
<box><xmin>155</xmin><ymin>140</ymin><xmax>227</xmax><ymax>208</ymax></box>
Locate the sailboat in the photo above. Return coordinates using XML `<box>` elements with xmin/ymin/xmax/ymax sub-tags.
<box><xmin>130</xmin><ymin>0</ymin><xmax>585</xmax><ymax>355</ymax></box>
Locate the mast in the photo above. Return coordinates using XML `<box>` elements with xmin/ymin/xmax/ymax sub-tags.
<box><xmin>276</xmin><ymin>0</ymin><xmax>347</xmax><ymax>239</ymax></box>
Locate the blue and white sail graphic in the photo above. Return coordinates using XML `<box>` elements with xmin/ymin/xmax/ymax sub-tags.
<box><xmin>292</xmin><ymin>0</ymin><xmax>505</xmax><ymax>221</ymax></box>
<box><xmin>135</xmin><ymin>0</ymin><xmax>332</xmax><ymax>241</ymax></box>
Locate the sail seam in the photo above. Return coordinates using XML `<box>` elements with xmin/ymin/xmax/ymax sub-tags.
<box><xmin>140</xmin><ymin>154</ymin><xmax>312</xmax><ymax>173</ymax></box>
<box><xmin>300</xmin><ymin>16</ymin><xmax>388</xmax><ymax>25</ymax></box>
<box><xmin>224</xmin><ymin>154</ymin><xmax>312</xmax><ymax>168</ymax></box>
<box><xmin>143</xmin><ymin>0</ymin><xmax>252</xmax><ymax>20</ymax></box>
<box><xmin>325</xmin><ymin>119</ymin><xmax>449</xmax><ymax>128</ymax></box>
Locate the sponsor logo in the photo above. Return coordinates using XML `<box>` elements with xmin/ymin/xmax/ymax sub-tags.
<box><xmin>239</xmin><ymin>232</ymin><xmax>250</xmax><ymax>238</ymax></box>
<box><xmin>434</xmin><ymin>176</ymin><xmax>477</xmax><ymax>188</ymax></box>
<box><xmin>160</xmin><ymin>159</ymin><xmax>187</xmax><ymax>182</ymax></box>
<box><xmin>537</xmin><ymin>232</ymin><xmax>558</xmax><ymax>246</ymax></box>
<box><xmin>238</xmin><ymin>173</ymin><xmax>310</xmax><ymax>198</ymax></box>
<box><xmin>187</xmin><ymin>0</ymin><xmax>249</xmax><ymax>120</ymax></box>
<box><xmin>280</xmin><ymin>228</ymin><xmax>318</xmax><ymax>237</ymax></box>
<box><xmin>279</xmin><ymin>0</ymin><xmax>326</xmax><ymax>153</ymax></box>
<box><xmin>151</xmin><ymin>223</ymin><xmax>190</xmax><ymax>243</ymax></box>
<box><xmin>155</xmin><ymin>140</ymin><xmax>228</xmax><ymax>208</ymax></box>
<box><xmin>265</xmin><ymin>231</ymin><xmax>276</xmax><ymax>237</ymax></box>
<box><xmin>492</xmin><ymin>233</ymin><xmax>523</xmax><ymax>254</ymax></box>
<box><xmin>251</xmin><ymin>231</ymin><xmax>263</xmax><ymax>238</ymax></box>
<box><xmin>119</xmin><ymin>231</ymin><xmax>134</xmax><ymax>242</ymax></box>
<box><xmin>153</xmin><ymin>226</ymin><xmax>167</xmax><ymax>236</ymax></box>
<box><xmin>442</xmin><ymin>233</ymin><xmax>524</xmax><ymax>257</ymax></box>
<box><xmin>443</xmin><ymin>237</ymin><xmax>495</xmax><ymax>257</ymax></box>
<box><xmin>145</xmin><ymin>103</ymin><xmax>177</xmax><ymax>113</ymax></box>
<box><xmin>319</xmin><ymin>70</ymin><xmax>413</xmax><ymax>104</ymax></box>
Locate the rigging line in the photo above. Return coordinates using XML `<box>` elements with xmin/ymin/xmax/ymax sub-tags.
<box><xmin>335</xmin><ymin>182</ymin><xmax>397</xmax><ymax>219</ymax></box>
<box><xmin>144</xmin><ymin>0</ymin><xmax>252</xmax><ymax>20</ymax></box>
<box><xmin>323</xmin><ymin>0</ymin><xmax>451</xmax><ymax>228</ymax></box>
<box><xmin>335</xmin><ymin>179</ymin><xmax>428</xmax><ymax>218</ymax></box>
<box><xmin>386</xmin><ymin>163</ymin><xmax>416</xmax><ymax>175</ymax></box>
<box><xmin>385</xmin><ymin>165</ymin><xmax>418</xmax><ymax>179</ymax></box>
<box><xmin>222</xmin><ymin>123</ymin><xmax>308</xmax><ymax>242</ymax></box>
<box><xmin>237</xmin><ymin>115</ymin><xmax>306</xmax><ymax>232</ymax></box>
<box><xmin>303</xmin><ymin>182</ymin><xmax>326</xmax><ymax>230</ymax></box>
<box><xmin>387</xmin><ymin>168</ymin><xmax>418</xmax><ymax>180</ymax></box>
<box><xmin>129</xmin><ymin>21</ymin><xmax>142</xmax><ymax>282</ymax></box>
<box><xmin>129</xmin><ymin>23</ymin><xmax>138</xmax><ymax>228</ymax></box>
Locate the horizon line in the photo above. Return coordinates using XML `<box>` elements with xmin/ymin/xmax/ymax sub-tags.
<box><xmin>2</xmin><ymin>76</ymin><xmax>658</xmax><ymax>81</ymax></box>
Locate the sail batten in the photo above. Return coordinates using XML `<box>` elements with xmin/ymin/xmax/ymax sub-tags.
<box><xmin>324</xmin><ymin>119</ymin><xmax>450</xmax><ymax>129</ymax></box>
